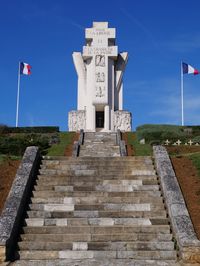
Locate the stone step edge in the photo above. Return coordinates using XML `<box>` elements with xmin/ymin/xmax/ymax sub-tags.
<box><xmin>18</xmin><ymin>250</ymin><xmax>177</xmax><ymax>260</ymax></box>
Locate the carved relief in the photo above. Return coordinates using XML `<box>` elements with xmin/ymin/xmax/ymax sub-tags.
<box><xmin>95</xmin><ymin>55</ymin><xmax>105</xmax><ymax>66</ymax></box>
<box><xmin>95</xmin><ymin>86</ymin><xmax>105</xmax><ymax>98</ymax></box>
<box><xmin>68</xmin><ymin>111</ymin><xmax>86</xmax><ymax>131</ymax></box>
<box><xmin>114</xmin><ymin>111</ymin><xmax>131</xmax><ymax>132</ymax></box>
<box><xmin>96</xmin><ymin>72</ymin><xmax>105</xmax><ymax>82</ymax></box>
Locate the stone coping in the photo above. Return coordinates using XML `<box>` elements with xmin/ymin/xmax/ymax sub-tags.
<box><xmin>153</xmin><ymin>145</ymin><xmax>200</xmax><ymax>264</ymax></box>
<box><xmin>0</xmin><ymin>146</ymin><xmax>40</xmax><ymax>262</ymax></box>
<box><xmin>117</xmin><ymin>130</ymin><xmax>127</xmax><ymax>156</ymax></box>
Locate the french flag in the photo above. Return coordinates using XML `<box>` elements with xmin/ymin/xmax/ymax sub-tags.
<box><xmin>20</xmin><ymin>62</ymin><xmax>31</xmax><ymax>75</ymax></box>
<box><xmin>182</xmin><ymin>62</ymin><xmax>199</xmax><ymax>75</ymax></box>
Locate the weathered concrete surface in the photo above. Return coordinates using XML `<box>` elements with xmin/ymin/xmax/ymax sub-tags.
<box><xmin>153</xmin><ymin>145</ymin><xmax>200</xmax><ymax>264</ymax></box>
<box><xmin>0</xmin><ymin>146</ymin><xmax>40</xmax><ymax>262</ymax></box>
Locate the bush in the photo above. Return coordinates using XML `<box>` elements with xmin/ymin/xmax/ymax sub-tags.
<box><xmin>3</xmin><ymin>126</ymin><xmax>59</xmax><ymax>134</ymax></box>
<box><xmin>191</xmin><ymin>136</ymin><xmax>200</xmax><ymax>144</ymax></box>
<box><xmin>0</xmin><ymin>124</ymin><xmax>8</xmax><ymax>135</ymax></box>
<box><xmin>0</xmin><ymin>134</ymin><xmax>50</xmax><ymax>156</ymax></box>
<box><xmin>136</xmin><ymin>124</ymin><xmax>189</xmax><ymax>144</ymax></box>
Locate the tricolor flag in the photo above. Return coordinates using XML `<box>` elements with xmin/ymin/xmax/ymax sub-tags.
<box><xmin>20</xmin><ymin>62</ymin><xmax>31</xmax><ymax>75</ymax></box>
<box><xmin>182</xmin><ymin>62</ymin><xmax>199</xmax><ymax>75</ymax></box>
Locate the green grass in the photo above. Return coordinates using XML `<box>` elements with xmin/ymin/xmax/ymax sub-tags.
<box><xmin>0</xmin><ymin>154</ymin><xmax>21</xmax><ymax>165</ymax></box>
<box><xmin>189</xmin><ymin>153</ymin><xmax>200</xmax><ymax>177</ymax></box>
<box><xmin>127</xmin><ymin>132</ymin><xmax>152</xmax><ymax>156</ymax></box>
<box><xmin>47</xmin><ymin>132</ymin><xmax>75</xmax><ymax>156</ymax></box>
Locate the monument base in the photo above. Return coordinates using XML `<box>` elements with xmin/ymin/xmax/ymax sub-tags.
<box><xmin>68</xmin><ymin>110</ymin><xmax>86</xmax><ymax>132</ymax></box>
<box><xmin>114</xmin><ymin>111</ymin><xmax>132</xmax><ymax>132</ymax></box>
<box><xmin>68</xmin><ymin>110</ymin><xmax>132</xmax><ymax>132</ymax></box>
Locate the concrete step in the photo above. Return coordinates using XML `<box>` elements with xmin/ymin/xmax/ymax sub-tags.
<box><xmin>20</xmin><ymin>232</ymin><xmax>173</xmax><ymax>242</ymax></box>
<box><xmin>31</xmin><ymin>195</ymin><xmax>163</xmax><ymax>204</ymax></box>
<box><xmin>25</xmin><ymin>217</ymin><xmax>169</xmax><ymax>227</ymax></box>
<box><xmin>27</xmin><ymin>210</ymin><xmax>167</xmax><ymax>219</ymax></box>
<box><xmin>41</xmin><ymin>156</ymin><xmax>153</xmax><ymax>162</ymax></box>
<box><xmin>32</xmin><ymin>190</ymin><xmax>162</xmax><ymax>198</ymax></box>
<box><xmin>39</xmin><ymin>169</ymin><xmax>156</xmax><ymax>176</ymax></box>
<box><xmin>18</xmin><ymin>250</ymin><xmax>177</xmax><ymax>260</ymax></box>
<box><xmin>29</xmin><ymin>202</ymin><xmax>165</xmax><ymax>212</ymax></box>
<box><xmin>40</xmin><ymin>163</ymin><xmax>154</xmax><ymax>170</ymax></box>
<box><xmin>11</xmin><ymin>258</ymin><xmax>179</xmax><ymax>266</ymax></box>
<box><xmin>37</xmin><ymin>174</ymin><xmax>158</xmax><ymax>182</ymax></box>
<box><xmin>41</xmin><ymin>159</ymin><xmax>153</xmax><ymax>166</ymax></box>
<box><xmin>35</xmin><ymin>179</ymin><xmax>158</xmax><ymax>187</ymax></box>
<box><xmin>33</xmin><ymin>184</ymin><xmax>160</xmax><ymax>193</ymax></box>
<box><xmin>23</xmin><ymin>225</ymin><xmax>170</xmax><ymax>235</ymax></box>
<box><xmin>18</xmin><ymin>240</ymin><xmax>174</xmax><ymax>251</ymax></box>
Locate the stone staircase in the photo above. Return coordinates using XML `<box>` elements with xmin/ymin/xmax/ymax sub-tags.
<box><xmin>11</xmin><ymin>132</ymin><xmax>178</xmax><ymax>265</ymax></box>
<box><xmin>78</xmin><ymin>132</ymin><xmax>120</xmax><ymax>157</ymax></box>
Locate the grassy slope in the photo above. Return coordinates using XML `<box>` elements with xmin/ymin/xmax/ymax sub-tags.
<box><xmin>47</xmin><ymin>132</ymin><xmax>75</xmax><ymax>156</ymax></box>
<box><xmin>127</xmin><ymin>132</ymin><xmax>152</xmax><ymax>156</ymax></box>
<box><xmin>189</xmin><ymin>153</ymin><xmax>200</xmax><ymax>176</ymax></box>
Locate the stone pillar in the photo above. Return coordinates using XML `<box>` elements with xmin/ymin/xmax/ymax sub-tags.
<box><xmin>104</xmin><ymin>105</ymin><xmax>110</xmax><ymax>131</ymax></box>
<box><xmin>92</xmin><ymin>105</ymin><xmax>96</xmax><ymax>132</ymax></box>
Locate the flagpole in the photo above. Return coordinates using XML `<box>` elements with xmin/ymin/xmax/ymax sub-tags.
<box><xmin>16</xmin><ymin>62</ymin><xmax>21</xmax><ymax>127</ymax></box>
<box><xmin>181</xmin><ymin>61</ymin><xmax>184</xmax><ymax>126</ymax></box>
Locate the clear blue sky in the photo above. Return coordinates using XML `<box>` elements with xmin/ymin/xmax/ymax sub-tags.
<box><xmin>0</xmin><ymin>0</ymin><xmax>200</xmax><ymax>131</ymax></box>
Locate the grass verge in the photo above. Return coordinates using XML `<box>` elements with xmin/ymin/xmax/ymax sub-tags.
<box><xmin>189</xmin><ymin>153</ymin><xmax>200</xmax><ymax>177</ymax></box>
<box><xmin>127</xmin><ymin>132</ymin><xmax>152</xmax><ymax>156</ymax></box>
<box><xmin>0</xmin><ymin>154</ymin><xmax>21</xmax><ymax>165</ymax></box>
<box><xmin>47</xmin><ymin>132</ymin><xmax>75</xmax><ymax>156</ymax></box>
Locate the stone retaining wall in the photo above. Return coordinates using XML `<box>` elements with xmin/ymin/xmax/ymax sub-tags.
<box><xmin>0</xmin><ymin>146</ymin><xmax>40</xmax><ymax>262</ymax></box>
<box><xmin>153</xmin><ymin>145</ymin><xmax>200</xmax><ymax>264</ymax></box>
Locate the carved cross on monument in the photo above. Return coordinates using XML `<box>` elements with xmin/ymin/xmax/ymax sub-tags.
<box><xmin>83</xmin><ymin>22</ymin><xmax>118</xmax><ymax>104</ymax></box>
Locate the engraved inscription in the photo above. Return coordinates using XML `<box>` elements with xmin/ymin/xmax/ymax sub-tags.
<box><xmin>95</xmin><ymin>55</ymin><xmax>105</xmax><ymax>67</ymax></box>
<box><xmin>83</xmin><ymin>46</ymin><xmax>117</xmax><ymax>56</ymax></box>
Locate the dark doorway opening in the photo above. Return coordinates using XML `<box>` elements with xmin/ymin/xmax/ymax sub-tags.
<box><xmin>96</xmin><ymin>111</ymin><xmax>104</xmax><ymax>128</ymax></box>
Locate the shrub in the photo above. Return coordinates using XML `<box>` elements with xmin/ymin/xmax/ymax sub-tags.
<box><xmin>191</xmin><ymin>136</ymin><xmax>200</xmax><ymax>144</ymax></box>
<box><xmin>0</xmin><ymin>124</ymin><xmax>8</xmax><ymax>135</ymax></box>
<box><xmin>0</xmin><ymin>134</ymin><xmax>50</xmax><ymax>156</ymax></box>
<box><xmin>136</xmin><ymin>124</ymin><xmax>189</xmax><ymax>143</ymax></box>
<box><xmin>3</xmin><ymin>126</ymin><xmax>59</xmax><ymax>134</ymax></box>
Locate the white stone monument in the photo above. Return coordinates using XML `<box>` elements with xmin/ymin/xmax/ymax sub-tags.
<box><xmin>68</xmin><ymin>22</ymin><xmax>132</xmax><ymax>132</ymax></box>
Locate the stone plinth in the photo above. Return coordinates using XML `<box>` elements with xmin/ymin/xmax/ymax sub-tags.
<box><xmin>114</xmin><ymin>111</ymin><xmax>131</xmax><ymax>132</ymax></box>
<box><xmin>68</xmin><ymin>110</ymin><xmax>86</xmax><ymax>131</ymax></box>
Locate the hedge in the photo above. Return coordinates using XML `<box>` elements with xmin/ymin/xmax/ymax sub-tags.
<box><xmin>136</xmin><ymin>124</ymin><xmax>200</xmax><ymax>143</ymax></box>
<box><xmin>0</xmin><ymin>134</ymin><xmax>50</xmax><ymax>156</ymax></box>
<box><xmin>0</xmin><ymin>126</ymin><xmax>59</xmax><ymax>134</ymax></box>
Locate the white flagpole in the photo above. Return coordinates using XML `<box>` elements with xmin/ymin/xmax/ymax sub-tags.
<box><xmin>181</xmin><ymin>61</ymin><xmax>184</xmax><ymax>126</ymax></box>
<box><xmin>16</xmin><ymin>62</ymin><xmax>21</xmax><ymax>127</ymax></box>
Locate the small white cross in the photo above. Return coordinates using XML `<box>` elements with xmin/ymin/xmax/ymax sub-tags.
<box><xmin>164</xmin><ymin>139</ymin><xmax>170</xmax><ymax>145</ymax></box>
<box><xmin>188</xmin><ymin>140</ymin><xmax>193</xmax><ymax>146</ymax></box>
<box><xmin>176</xmin><ymin>140</ymin><xmax>181</xmax><ymax>146</ymax></box>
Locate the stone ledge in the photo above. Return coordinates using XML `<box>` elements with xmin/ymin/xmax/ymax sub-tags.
<box><xmin>153</xmin><ymin>145</ymin><xmax>200</xmax><ymax>264</ymax></box>
<box><xmin>0</xmin><ymin>146</ymin><xmax>41</xmax><ymax>262</ymax></box>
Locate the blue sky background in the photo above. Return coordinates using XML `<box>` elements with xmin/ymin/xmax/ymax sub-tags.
<box><xmin>0</xmin><ymin>0</ymin><xmax>200</xmax><ymax>131</ymax></box>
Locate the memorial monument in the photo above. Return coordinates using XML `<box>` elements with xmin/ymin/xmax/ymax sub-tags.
<box><xmin>68</xmin><ymin>22</ymin><xmax>132</xmax><ymax>132</ymax></box>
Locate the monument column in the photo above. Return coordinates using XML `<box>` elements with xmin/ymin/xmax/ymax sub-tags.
<box><xmin>68</xmin><ymin>22</ymin><xmax>132</xmax><ymax>132</ymax></box>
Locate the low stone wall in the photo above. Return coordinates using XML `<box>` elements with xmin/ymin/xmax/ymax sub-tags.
<box><xmin>0</xmin><ymin>146</ymin><xmax>40</xmax><ymax>262</ymax></box>
<box><xmin>153</xmin><ymin>145</ymin><xmax>200</xmax><ymax>264</ymax></box>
